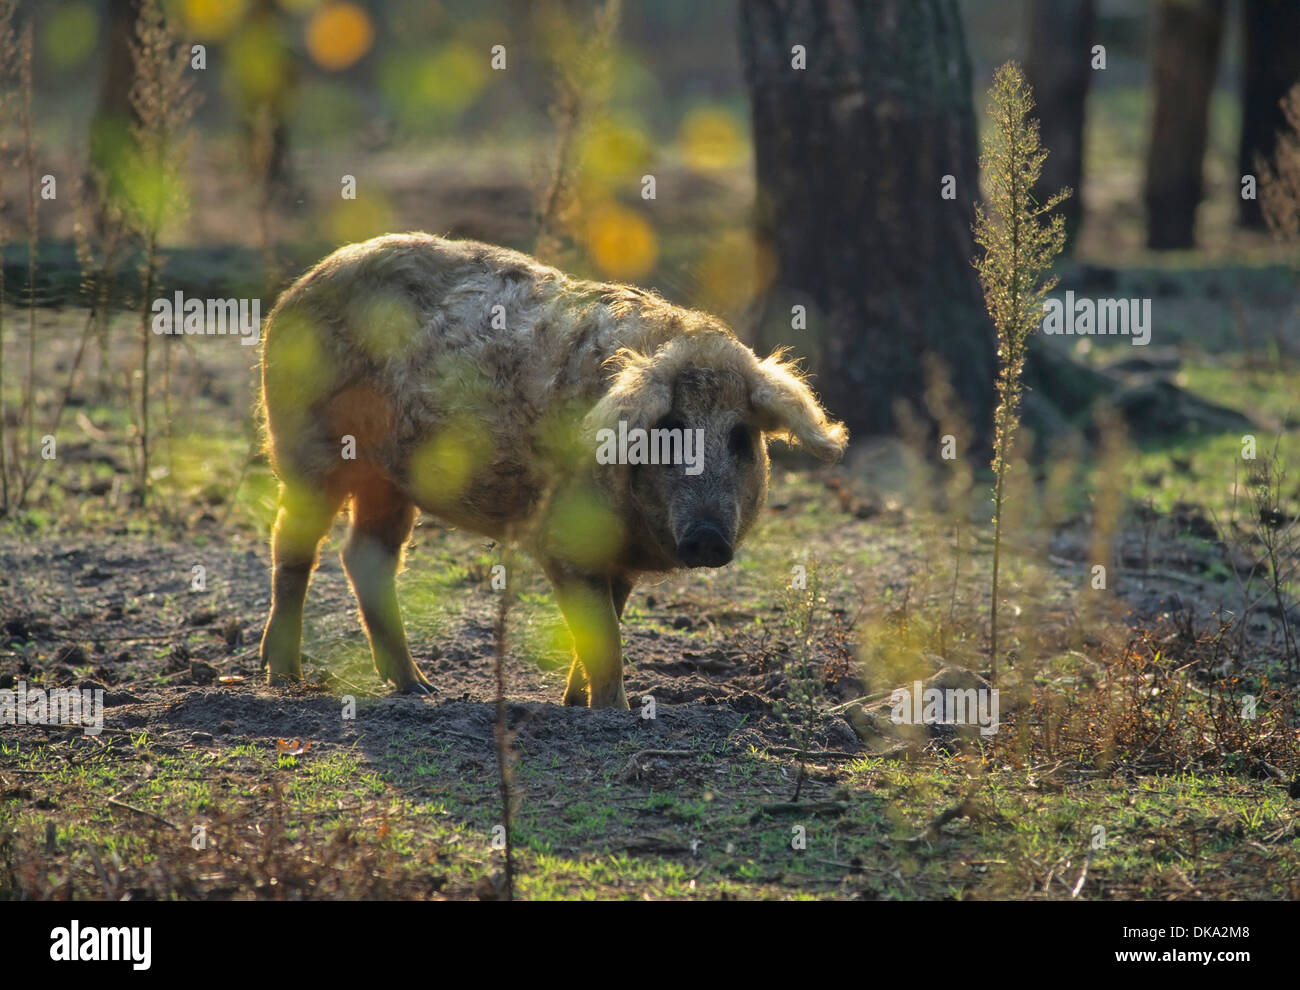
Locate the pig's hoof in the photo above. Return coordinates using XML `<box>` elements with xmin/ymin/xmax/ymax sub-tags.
<box><xmin>379</xmin><ymin>658</ymin><xmax>432</xmax><ymax>695</ymax></box>
<box><xmin>266</xmin><ymin>667</ymin><xmax>301</xmax><ymax>687</ymax></box>
<box><xmin>588</xmin><ymin>687</ymin><xmax>630</xmax><ymax>711</ymax></box>
<box><xmin>395</xmin><ymin>679</ymin><xmax>434</xmax><ymax>697</ymax></box>
<box><xmin>391</xmin><ymin>665</ymin><xmax>434</xmax><ymax>695</ymax></box>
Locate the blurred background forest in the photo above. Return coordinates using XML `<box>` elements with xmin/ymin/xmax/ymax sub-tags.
<box><xmin>2</xmin><ymin>0</ymin><xmax>1296</xmax><ymax>449</ymax></box>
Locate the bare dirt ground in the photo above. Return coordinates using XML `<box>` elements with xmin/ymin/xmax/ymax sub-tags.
<box><xmin>3</xmin><ymin>412</ymin><xmax>1297</xmax><ymax>898</ymax></box>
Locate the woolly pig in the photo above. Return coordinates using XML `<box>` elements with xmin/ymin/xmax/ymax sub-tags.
<box><xmin>259</xmin><ymin>233</ymin><xmax>846</xmax><ymax>708</ymax></box>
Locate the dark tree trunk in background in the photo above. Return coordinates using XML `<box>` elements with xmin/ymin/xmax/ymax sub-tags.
<box><xmin>244</xmin><ymin>0</ymin><xmax>294</xmax><ymax>190</ymax></box>
<box><xmin>86</xmin><ymin>0</ymin><xmax>143</xmax><ymax>238</ymax></box>
<box><xmin>1144</xmin><ymin>0</ymin><xmax>1224</xmax><ymax>249</ymax></box>
<box><xmin>91</xmin><ymin>0</ymin><xmax>141</xmax><ymax>175</ymax></box>
<box><xmin>1024</xmin><ymin>0</ymin><xmax>1096</xmax><ymax>251</ymax></box>
<box><xmin>1238</xmin><ymin>0</ymin><xmax>1300</xmax><ymax>228</ymax></box>
<box><xmin>738</xmin><ymin>0</ymin><xmax>995</xmax><ymax>444</ymax></box>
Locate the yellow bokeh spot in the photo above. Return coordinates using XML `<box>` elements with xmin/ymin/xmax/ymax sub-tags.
<box><xmin>323</xmin><ymin>191</ymin><xmax>395</xmax><ymax>246</ymax></box>
<box><xmin>678</xmin><ymin>107</ymin><xmax>748</xmax><ymax>173</ymax></box>
<box><xmin>183</xmin><ymin>0</ymin><xmax>247</xmax><ymax>40</ymax></box>
<box><xmin>347</xmin><ymin>291</ymin><xmax>420</xmax><ymax>360</ymax></box>
<box><xmin>409</xmin><ymin>419</ymin><xmax>493</xmax><ymax>507</ymax></box>
<box><xmin>544</xmin><ymin>491</ymin><xmax>623</xmax><ymax>572</ymax></box>
<box><xmin>422</xmin><ymin>42</ymin><xmax>488</xmax><ymax>112</ymax></box>
<box><xmin>578</xmin><ymin>119</ymin><xmax>652</xmax><ymax>185</ymax></box>
<box><xmin>520</xmin><ymin>607</ymin><xmax>573</xmax><ymax>671</ymax></box>
<box><xmin>265</xmin><ymin>310</ymin><xmax>334</xmax><ymax>414</ymax></box>
<box><xmin>376</xmin><ymin>44</ymin><xmax>487</xmax><ymax>127</ymax></box>
<box><xmin>307</xmin><ymin>2</ymin><xmax>374</xmax><ymax>71</ymax></box>
<box><xmin>227</xmin><ymin>20</ymin><xmax>291</xmax><ymax>102</ymax></box>
<box><xmin>118</xmin><ymin>156</ymin><xmax>188</xmax><ymax>230</ymax></box>
<box><xmin>697</xmin><ymin>229</ymin><xmax>776</xmax><ymax>315</ymax></box>
<box><xmin>44</xmin><ymin>2</ymin><xmax>98</xmax><ymax>68</ymax></box>
<box><xmin>536</xmin><ymin>402</ymin><xmax>589</xmax><ymax>468</ymax></box>
<box><xmin>586</xmin><ymin>206</ymin><xmax>658</xmax><ymax>281</ymax></box>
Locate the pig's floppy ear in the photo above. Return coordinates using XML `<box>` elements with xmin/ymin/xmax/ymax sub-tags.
<box><xmin>748</xmin><ymin>348</ymin><xmax>848</xmax><ymax>461</ymax></box>
<box><xmin>583</xmin><ymin>347</ymin><xmax>674</xmax><ymax>445</ymax></box>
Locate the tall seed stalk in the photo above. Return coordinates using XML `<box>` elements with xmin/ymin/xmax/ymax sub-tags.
<box><xmin>773</xmin><ymin>560</ymin><xmax>828</xmax><ymax>803</ymax></box>
<box><xmin>1258</xmin><ymin>83</ymin><xmax>1300</xmax><ymax>260</ymax></box>
<box><xmin>492</xmin><ymin>542</ymin><xmax>519</xmax><ymax>900</ymax></box>
<box><xmin>126</xmin><ymin>0</ymin><xmax>197</xmax><ymax>505</ymax></box>
<box><xmin>0</xmin><ymin>0</ymin><xmax>19</xmax><ymax>513</ymax></box>
<box><xmin>38</xmin><ymin>177</ymin><xmax>126</xmax><ymax>493</ymax></box>
<box><xmin>973</xmin><ymin>63</ymin><xmax>1068</xmax><ymax>685</ymax></box>
<box><xmin>533</xmin><ymin>0</ymin><xmax>621</xmax><ymax>263</ymax></box>
<box><xmin>1257</xmin><ymin>86</ymin><xmax>1300</xmax><ymax>685</ymax></box>
<box><xmin>17</xmin><ymin>19</ymin><xmax>34</xmax><ymax>505</ymax></box>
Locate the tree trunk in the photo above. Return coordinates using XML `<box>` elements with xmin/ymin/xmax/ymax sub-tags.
<box><xmin>1238</xmin><ymin>0</ymin><xmax>1300</xmax><ymax>228</ymax></box>
<box><xmin>243</xmin><ymin>0</ymin><xmax>294</xmax><ymax>191</ymax></box>
<box><xmin>90</xmin><ymin>0</ymin><xmax>141</xmax><ymax>207</ymax></box>
<box><xmin>1024</xmin><ymin>0</ymin><xmax>1096</xmax><ymax>251</ymax></box>
<box><xmin>1144</xmin><ymin>0</ymin><xmax>1225</xmax><ymax>249</ymax></box>
<box><xmin>738</xmin><ymin>0</ymin><xmax>995</xmax><ymax>444</ymax></box>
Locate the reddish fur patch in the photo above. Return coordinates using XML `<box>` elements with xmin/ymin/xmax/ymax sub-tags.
<box><xmin>319</xmin><ymin>385</ymin><xmax>398</xmax><ymax>494</ymax></box>
<box><xmin>325</xmin><ymin>385</ymin><xmax>394</xmax><ymax>453</ymax></box>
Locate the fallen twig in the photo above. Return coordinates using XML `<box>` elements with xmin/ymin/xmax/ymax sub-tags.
<box><xmin>748</xmin><ymin>800</ymin><xmax>847</xmax><ymax>823</ymax></box>
<box><xmin>107</xmin><ymin>797</ymin><xmax>180</xmax><ymax>829</ymax></box>
<box><xmin>1070</xmin><ymin>852</ymin><xmax>1091</xmax><ymax>899</ymax></box>
<box><xmin>618</xmin><ymin>748</ymin><xmax>697</xmax><ymax>782</ymax></box>
<box><xmin>105</xmin><ymin>762</ymin><xmax>179</xmax><ymax>829</ymax></box>
<box><xmin>904</xmin><ymin>788</ymin><xmax>989</xmax><ymax>845</ymax></box>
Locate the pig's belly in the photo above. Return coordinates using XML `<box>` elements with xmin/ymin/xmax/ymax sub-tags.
<box><xmin>399</xmin><ymin>456</ymin><xmax>548</xmax><ymax>539</ymax></box>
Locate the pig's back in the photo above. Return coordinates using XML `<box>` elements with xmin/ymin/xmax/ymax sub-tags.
<box><xmin>261</xmin><ymin>233</ymin><xmax>660</xmax><ymax>530</ymax></box>
<box><xmin>266</xmin><ymin>233</ymin><xmax>634</xmax><ymax>421</ymax></box>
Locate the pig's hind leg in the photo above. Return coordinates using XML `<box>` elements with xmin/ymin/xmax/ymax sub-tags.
<box><xmin>262</xmin><ymin>482</ymin><xmax>346</xmax><ymax>685</ymax></box>
<box><xmin>341</xmin><ymin>475</ymin><xmax>430</xmax><ymax>694</ymax></box>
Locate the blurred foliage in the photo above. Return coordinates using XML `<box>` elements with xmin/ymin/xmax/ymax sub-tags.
<box><xmin>5</xmin><ymin>0</ymin><xmax>1290</xmax><ymax>313</ymax></box>
<box><xmin>378</xmin><ymin>41</ymin><xmax>487</xmax><ymax>127</ymax></box>
<box><xmin>320</xmin><ymin>189</ymin><xmax>394</xmax><ymax>244</ymax></box>
<box><xmin>42</xmin><ymin>0</ymin><xmax>96</xmax><ymax>67</ymax></box>
<box><xmin>225</xmin><ymin>17</ymin><xmax>292</xmax><ymax>104</ymax></box>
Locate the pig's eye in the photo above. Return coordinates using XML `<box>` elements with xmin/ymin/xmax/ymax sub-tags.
<box><xmin>655</xmin><ymin>416</ymin><xmax>687</xmax><ymax>434</ymax></box>
<box><xmin>729</xmin><ymin>424</ymin><xmax>754</xmax><ymax>461</ymax></box>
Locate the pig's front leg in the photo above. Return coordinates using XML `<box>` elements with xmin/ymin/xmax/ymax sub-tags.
<box><xmin>544</xmin><ymin>562</ymin><xmax>628</xmax><ymax>710</ymax></box>
<box><xmin>562</xmin><ymin>574</ymin><xmax>634</xmax><ymax>706</ymax></box>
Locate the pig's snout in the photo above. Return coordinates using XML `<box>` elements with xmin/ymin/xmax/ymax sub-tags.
<box><xmin>676</xmin><ymin>520</ymin><xmax>733</xmax><ymax>568</ymax></box>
